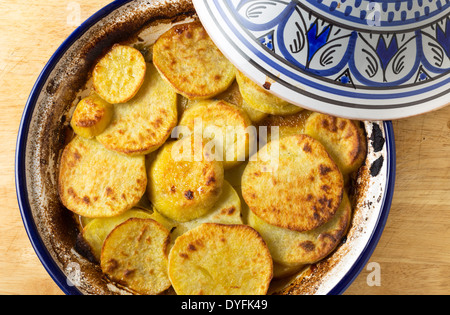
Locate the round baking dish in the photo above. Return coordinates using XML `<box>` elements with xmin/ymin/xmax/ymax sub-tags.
<box><xmin>15</xmin><ymin>0</ymin><xmax>395</xmax><ymax>295</ymax></box>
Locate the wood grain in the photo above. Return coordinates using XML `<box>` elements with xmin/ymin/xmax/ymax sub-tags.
<box><xmin>0</xmin><ymin>0</ymin><xmax>112</xmax><ymax>296</ymax></box>
<box><xmin>345</xmin><ymin>107</ymin><xmax>450</xmax><ymax>295</ymax></box>
<box><xmin>0</xmin><ymin>0</ymin><xmax>449</xmax><ymax>295</ymax></box>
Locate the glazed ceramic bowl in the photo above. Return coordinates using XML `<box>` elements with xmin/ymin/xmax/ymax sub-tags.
<box><xmin>15</xmin><ymin>0</ymin><xmax>395</xmax><ymax>295</ymax></box>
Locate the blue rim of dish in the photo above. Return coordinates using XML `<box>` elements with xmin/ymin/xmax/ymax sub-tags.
<box><xmin>327</xmin><ymin>121</ymin><xmax>396</xmax><ymax>296</ymax></box>
<box><xmin>15</xmin><ymin>0</ymin><xmax>134</xmax><ymax>296</ymax></box>
<box><xmin>15</xmin><ymin>0</ymin><xmax>395</xmax><ymax>296</ymax></box>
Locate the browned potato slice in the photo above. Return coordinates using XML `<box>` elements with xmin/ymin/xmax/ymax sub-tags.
<box><xmin>148</xmin><ymin>136</ymin><xmax>224</xmax><ymax>222</ymax></box>
<box><xmin>236</xmin><ymin>71</ymin><xmax>303</xmax><ymax>115</ymax></box>
<box><xmin>101</xmin><ymin>218</ymin><xmax>171</xmax><ymax>295</ymax></box>
<box><xmin>153</xmin><ymin>22</ymin><xmax>236</xmax><ymax>100</ymax></box>
<box><xmin>96</xmin><ymin>63</ymin><xmax>178</xmax><ymax>156</ymax></box>
<box><xmin>82</xmin><ymin>209</ymin><xmax>153</xmax><ymax>261</ymax></box>
<box><xmin>305</xmin><ymin>113</ymin><xmax>367</xmax><ymax>175</ymax></box>
<box><xmin>248</xmin><ymin>192</ymin><xmax>352</xmax><ymax>266</ymax></box>
<box><xmin>242</xmin><ymin>134</ymin><xmax>344</xmax><ymax>232</ymax></box>
<box><xmin>217</xmin><ymin>81</ymin><xmax>268</xmax><ymax>123</ymax></box>
<box><xmin>70</xmin><ymin>94</ymin><xmax>114</xmax><ymax>139</ymax></box>
<box><xmin>58</xmin><ymin>136</ymin><xmax>147</xmax><ymax>218</ymax></box>
<box><xmin>168</xmin><ymin>223</ymin><xmax>273</xmax><ymax>295</ymax></box>
<box><xmin>178</xmin><ymin>100</ymin><xmax>256</xmax><ymax>170</ymax></box>
<box><xmin>93</xmin><ymin>44</ymin><xmax>146</xmax><ymax>104</ymax></box>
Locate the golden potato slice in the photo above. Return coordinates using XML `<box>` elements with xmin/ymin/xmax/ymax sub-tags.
<box><xmin>236</xmin><ymin>71</ymin><xmax>303</xmax><ymax>115</ymax></box>
<box><xmin>70</xmin><ymin>94</ymin><xmax>114</xmax><ymax>139</ymax></box>
<box><xmin>217</xmin><ymin>81</ymin><xmax>268</xmax><ymax>123</ymax></box>
<box><xmin>170</xmin><ymin>180</ymin><xmax>243</xmax><ymax>241</ymax></box>
<box><xmin>101</xmin><ymin>218</ymin><xmax>171</xmax><ymax>295</ymax></box>
<box><xmin>82</xmin><ymin>209</ymin><xmax>152</xmax><ymax>261</ymax></box>
<box><xmin>242</xmin><ymin>134</ymin><xmax>344</xmax><ymax>232</ymax></box>
<box><xmin>168</xmin><ymin>223</ymin><xmax>273</xmax><ymax>295</ymax></box>
<box><xmin>248</xmin><ymin>192</ymin><xmax>352</xmax><ymax>266</ymax></box>
<box><xmin>305</xmin><ymin>113</ymin><xmax>367</xmax><ymax>175</ymax></box>
<box><xmin>179</xmin><ymin>82</ymin><xmax>267</xmax><ymax>123</ymax></box>
<box><xmin>97</xmin><ymin>63</ymin><xmax>177</xmax><ymax>156</ymax></box>
<box><xmin>93</xmin><ymin>44</ymin><xmax>146</xmax><ymax>104</ymax></box>
<box><xmin>178</xmin><ymin>100</ymin><xmax>256</xmax><ymax>170</ymax></box>
<box><xmin>58</xmin><ymin>136</ymin><xmax>147</xmax><ymax>218</ymax></box>
<box><xmin>148</xmin><ymin>137</ymin><xmax>224</xmax><ymax>222</ymax></box>
<box><xmin>153</xmin><ymin>22</ymin><xmax>236</xmax><ymax>100</ymax></box>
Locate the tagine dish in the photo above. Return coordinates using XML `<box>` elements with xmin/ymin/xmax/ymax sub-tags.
<box><xmin>57</xmin><ymin>18</ymin><xmax>370</xmax><ymax>295</ymax></box>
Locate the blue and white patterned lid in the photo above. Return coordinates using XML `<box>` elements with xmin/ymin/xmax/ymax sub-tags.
<box><xmin>193</xmin><ymin>0</ymin><xmax>450</xmax><ymax>120</ymax></box>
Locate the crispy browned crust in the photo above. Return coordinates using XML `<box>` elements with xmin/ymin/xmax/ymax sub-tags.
<box><xmin>100</xmin><ymin>218</ymin><xmax>171</xmax><ymax>295</ymax></box>
<box><xmin>242</xmin><ymin>134</ymin><xmax>344</xmax><ymax>232</ymax></box>
<box><xmin>74</xmin><ymin>99</ymin><xmax>105</xmax><ymax>128</ymax></box>
<box><xmin>58</xmin><ymin>137</ymin><xmax>147</xmax><ymax>218</ymax></box>
<box><xmin>36</xmin><ymin>0</ymin><xmax>373</xmax><ymax>296</ymax></box>
<box><xmin>296</xmin><ymin>193</ymin><xmax>351</xmax><ymax>264</ymax></box>
<box><xmin>153</xmin><ymin>21</ymin><xmax>236</xmax><ymax>100</ymax></box>
<box><xmin>248</xmin><ymin>191</ymin><xmax>352</xmax><ymax>267</ymax></box>
<box><xmin>305</xmin><ymin>113</ymin><xmax>367</xmax><ymax>175</ymax></box>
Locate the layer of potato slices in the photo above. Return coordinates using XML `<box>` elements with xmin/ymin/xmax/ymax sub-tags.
<box><xmin>93</xmin><ymin>44</ymin><xmax>146</xmax><ymax>104</ymax></box>
<box><xmin>168</xmin><ymin>223</ymin><xmax>273</xmax><ymax>295</ymax></box>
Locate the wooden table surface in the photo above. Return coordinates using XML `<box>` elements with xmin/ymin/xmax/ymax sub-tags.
<box><xmin>1</xmin><ymin>0</ymin><xmax>449</xmax><ymax>295</ymax></box>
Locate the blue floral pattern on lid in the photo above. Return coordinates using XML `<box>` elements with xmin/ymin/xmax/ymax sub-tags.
<box><xmin>230</xmin><ymin>0</ymin><xmax>449</xmax><ymax>88</ymax></box>
<box><xmin>194</xmin><ymin>0</ymin><xmax>450</xmax><ymax>119</ymax></box>
<box><xmin>299</xmin><ymin>0</ymin><xmax>450</xmax><ymax>28</ymax></box>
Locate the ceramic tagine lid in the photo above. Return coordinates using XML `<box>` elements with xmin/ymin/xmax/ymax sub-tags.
<box><xmin>192</xmin><ymin>0</ymin><xmax>450</xmax><ymax>120</ymax></box>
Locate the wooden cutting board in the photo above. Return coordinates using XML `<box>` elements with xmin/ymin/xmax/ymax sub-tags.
<box><xmin>0</xmin><ymin>0</ymin><xmax>449</xmax><ymax>295</ymax></box>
